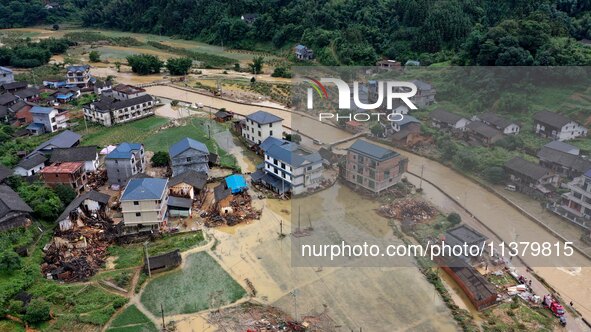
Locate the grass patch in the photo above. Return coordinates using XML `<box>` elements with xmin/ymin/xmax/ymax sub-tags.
<box><xmin>107</xmin><ymin>305</ymin><xmax>158</xmax><ymax>332</ymax></box>
<box><xmin>79</xmin><ymin>116</ymin><xmax>169</xmax><ymax>147</ymax></box>
<box><xmin>483</xmin><ymin>301</ymin><xmax>555</xmax><ymax>331</ymax></box>
<box><xmin>93</xmin><ymin>269</ymin><xmax>136</xmax><ymax>292</ymax></box>
<box><xmin>0</xmin><ymin>320</ymin><xmax>25</xmax><ymax>332</ymax></box>
<box><xmin>146</xmin><ymin>41</ymin><xmax>235</xmax><ymax>68</ymax></box>
<box><xmin>140</xmin><ymin>251</ymin><xmax>246</xmax><ymax>316</ymax></box>
<box><xmin>107</xmin><ymin>231</ymin><xmax>205</xmax><ymax>269</ymax></box>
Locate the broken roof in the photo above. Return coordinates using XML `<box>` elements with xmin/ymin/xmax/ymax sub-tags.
<box><xmin>56</xmin><ymin>190</ymin><xmax>110</xmax><ymax>221</ymax></box>
<box><xmin>41</xmin><ymin>161</ymin><xmax>84</xmax><ymax>174</ymax></box>
<box><xmin>169</xmin><ymin>137</ymin><xmax>209</xmax><ymax>157</ymax></box>
<box><xmin>214</xmin><ymin>183</ymin><xmax>232</xmax><ymax>202</ymax></box>
<box><xmin>121</xmin><ymin>178</ymin><xmax>168</xmax><ymax>201</ymax></box>
<box><xmin>50</xmin><ymin>146</ymin><xmax>98</xmax><ymax>163</ymax></box>
<box><xmin>169</xmin><ymin>170</ymin><xmax>207</xmax><ymax>189</ymax></box>
<box><xmin>246</xmin><ymin>110</ymin><xmax>283</xmax><ymax>124</ymax></box>
<box><xmin>0</xmin><ymin>184</ymin><xmax>32</xmax><ymax>214</ymax></box>
<box><xmin>430</xmin><ymin>109</ymin><xmax>465</xmax><ymax>125</ymax></box>
<box><xmin>214</xmin><ymin>110</ymin><xmax>232</xmax><ymax>118</ymax></box>
<box><xmin>533</xmin><ymin>111</ymin><xmax>574</xmax><ymax>128</ymax></box>
<box><xmin>348</xmin><ymin>139</ymin><xmax>400</xmax><ymax>161</ymax></box>
<box><xmin>504</xmin><ymin>157</ymin><xmax>550</xmax><ymax>180</ymax></box>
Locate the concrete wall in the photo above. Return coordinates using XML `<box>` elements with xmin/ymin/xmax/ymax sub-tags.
<box><xmin>106</xmin><ymin>151</ymin><xmax>145</xmax><ymax>185</ymax></box>
<box><xmin>171</xmin><ymin>149</ymin><xmax>209</xmax><ymax>176</ymax></box>
<box><xmin>242</xmin><ymin>119</ymin><xmax>283</xmax><ymax>144</ymax></box>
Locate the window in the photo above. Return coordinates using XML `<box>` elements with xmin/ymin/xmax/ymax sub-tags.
<box><xmin>133</xmin><ymin>201</ymin><xmax>139</xmax><ymax>205</ymax></box>
<box><xmin>274</xmin><ymin>159</ymin><xmax>278</xmax><ymax>165</ymax></box>
<box><xmin>135</xmin><ymin>212</ymin><xmax>141</xmax><ymax>217</ymax></box>
<box><xmin>258</xmin><ymin>131</ymin><xmax>261</xmax><ymax>137</ymax></box>
<box><xmin>384</xmin><ymin>170</ymin><xmax>390</xmax><ymax>178</ymax></box>
<box><xmin>307</xmin><ymin>166</ymin><xmax>312</xmax><ymax>171</ymax></box>
<box><xmin>368</xmin><ymin>180</ymin><xmax>375</xmax><ymax>189</ymax></box>
<box><xmin>270</xmin><ymin>130</ymin><xmax>273</xmax><ymax>136</ymax></box>
<box><xmin>356</xmin><ymin>175</ymin><xmax>363</xmax><ymax>184</ymax></box>
<box><xmin>281</xmin><ymin>162</ymin><xmax>286</xmax><ymax>169</ymax></box>
<box><xmin>258</xmin><ymin>124</ymin><xmax>261</xmax><ymax>128</ymax></box>
<box><xmin>186</xmin><ymin>157</ymin><xmax>192</xmax><ymax>162</ymax></box>
<box><xmin>369</xmin><ymin>169</ymin><xmax>375</xmax><ymax>178</ymax></box>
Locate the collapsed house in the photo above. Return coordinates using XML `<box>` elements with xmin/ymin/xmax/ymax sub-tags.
<box><xmin>208</xmin><ymin>174</ymin><xmax>260</xmax><ymax>226</ymax></box>
<box><xmin>42</xmin><ymin>190</ymin><xmax>114</xmax><ymax>282</ymax></box>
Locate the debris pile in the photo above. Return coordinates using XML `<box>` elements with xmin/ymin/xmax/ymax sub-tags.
<box><xmin>205</xmin><ymin>191</ymin><xmax>261</xmax><ymax>227</ymax></box>
<box><xmin>377</xmin><ymin>199</ymin><xmax>437</xmax><ymax>221</ymax></box>
<box><xmin>41</xmin><ymin>214</ymin><xmax>115</xmax><ymax>282</ymax></box>
<box><xmin>86</xmin><ymin>169</ymin><xmax>108</xmax><ymax>190</ymax></box>
<box><xmin>207</xmin><ymin>302</ymin><xmax>335</xmax><ymax>332</ymax></box>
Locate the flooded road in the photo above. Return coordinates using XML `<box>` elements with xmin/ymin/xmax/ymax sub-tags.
<box><xmin>147</xmin><ymin>84</ymin><xmax>591</xmax><ymax>322</ymax></box>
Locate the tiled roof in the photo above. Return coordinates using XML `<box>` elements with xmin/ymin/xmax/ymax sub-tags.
<box><xmin>0</xmin><ymin>93</ymin><xmax>17</xmax><ymax>105</ymax></box>
<box><xmin>0</xmin><ymin>165</ymin><xmax>12</xmax><ymax>182</ymax></box>
<box><xmin>266</xmin><ymin>143</ymin><xmax>321</xmax><ymax>167</ymax></box>
<box><xmin>430</xmin><ymin>109</ymin><xmax>464</xmax><ymax>125</ymax></box>
<box><xmin>0</xmin><ymin>184</ymin><xmax>32</xmax><ymax>214</ymax></box>
<box><xmin>533</xmin><ymin>111</ymin><xmax>573</xmax><ymax>128</ymax></box>
<box><xmin>246</xmin><ymin>110</ymin><xmax>282</xmax><ymax>124</ymax></box>
<box><xmin>35</xmin><ymin>130</ymin><xmax>81</xmax><ymax>152</ymax></box>
<box><xmin>168</xmin><ymin>170</ymin><xmax>207</xmax><ymax>190</ymax></box>
<box><xmin>106</xmin><ymin>142</ymin><xmax>143</xmax><ymax>159</ymax></box>
<box><xmin>169</xmin><ymin>137</ymin><xmax>209</xmax><ymax>157</ymax></box>
<box><xmin>17</xmin><ymin>153</ymin><xmax>46</xmax><ymax>169</ymax></box>
<box><xmin>50</xmin><ymin>146</ymin><xmax>98</xmax><ymax>163</ymax></box>
<box><xmin>121</xmin><ymin>178</ymin><xmax>168</xmax><ymax>201</ymax></box>
<box><xmin>91</xmin><ymin>94</ymin><xmax>153</xmax><ymax>113</ymax></box>
<box><xmin>504</xmin><ymin>157</ymin><xmax>550</xmax><ymax>180</ymax></box>
<box><xmin>168</xmin><ymin>196</ymin><xmax>192</xmax><ymax>209</ymax></box>
<box><xmin>30</xmin><ymin>106</ymin><xmax>56</xmax><ymax>114</ymax></box>
<box><xmin>348</xmin><ymin>139</ymin><xmax>399</xmax><ymax>161</ymax></box>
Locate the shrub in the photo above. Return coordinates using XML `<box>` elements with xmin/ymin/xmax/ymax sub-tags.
<box><xmin>24</xmin><ymin>299</ymin><xmax>51</xmax><ymax>324</ymax></box>
<box><xmin>89</xmin><ymin>50</ymin><xmax>101</xmax><ymax>62</ymax></box>
<box><xmin>484</xmin><ymin>166</ymin><xmax>505</xmax><ymax>184</ymax></box>
<box><xmin>447</xmin><ymin>212</ymin><xmax>461</xmax><ymax>226</ymax></box>
<box><xmin>151</xmin><ymin>151</ymin><xmax>170</xmax><ymax>167</ymax></box>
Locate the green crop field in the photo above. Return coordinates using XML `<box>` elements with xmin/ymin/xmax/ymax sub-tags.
<box><xmin>79</xmin><ymin>116</ymin><xmax>169</xmax><ymax>147</ymax></box>
<box><xmin>140</xmin><ymin>251</ymin><xmax>246</xmax><ymax>316</ymax></box>
<box><xmin>107</xmin><ymin>305</ymin><xmax>158</xmax><ymax>332</ymax></box>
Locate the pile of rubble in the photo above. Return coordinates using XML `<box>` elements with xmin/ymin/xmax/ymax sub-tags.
<box><xmin>41</xmin><ymin>215</ymin><xmax>115</xmax><ymax>282</ymax></box>
<box><xmin>207</xmin><ymin>302</ymin><xmax>335</xmax><ymax>332</ymax></box>
<box><xmin>205</xmin><ymin>192</ymin><xmax>262</xmax><ymax>227</ymax></box>
<box><xmin>377</xmin><ymin>199</ymin><xmax>437</xmax><ymax>222</ymax></box>
<box><xmin>86</xmin><ymin>169</ymin><xmax>108</xmax><ymax>190</ymax></box>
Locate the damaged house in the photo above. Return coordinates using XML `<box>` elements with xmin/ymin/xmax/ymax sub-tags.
<box><xmin>56</xmin><ymin>190</ymin><xmax>111</xmax><ymax>231</ymax></box>
<box><xmin>0</xmin><ymin>184</ymin><xmax>33</xmax><ymax>231</ymax></box>
<box><xmin>168</xmin><ymin>170</ymin><xmax>207</xmax><ymax>200</ymax></box>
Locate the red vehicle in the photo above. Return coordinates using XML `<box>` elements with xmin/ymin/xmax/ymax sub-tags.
<box><xmin>543</xmin><ymin>295</ymin><xmax>565</xmax><ymax>317</ymax></box>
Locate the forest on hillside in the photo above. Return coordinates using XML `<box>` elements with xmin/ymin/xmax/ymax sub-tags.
<box><xmin>3</xmin><ymin>0</ymin><xmax>591</xmax><ymax>65</ymax></box>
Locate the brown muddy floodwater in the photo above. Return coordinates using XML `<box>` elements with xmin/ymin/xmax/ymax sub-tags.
<box><xmin>208</xmin><ymin>183</ymin><xmax>458</xmax><ymax>331</ymax></box>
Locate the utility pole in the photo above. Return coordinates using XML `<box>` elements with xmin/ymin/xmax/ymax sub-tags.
<box><xmin>419</xmin><ymin>164</ymin><xmax>424</xmax><ymax>190</ymax></box>
<box><xmin>208</xmin><ymin>124</ymin><xmax>211</xmax><ymax>140</ymax></box>
<box><xmin>279</xmin><ymin>219</ymin><xmax>283</xmax><ymax>236</ymax></box>
<box><xmin>144</xmin><ymin>241</ymin><xmax>151</xmax><ymax>277</ymax></box>
<box><xmin>291</xmin><ymin>290</ymin><xmax>298</xmax><ymax>322</ymax></box>
<box><xmin>161</xmin><ymin>303</ymin><xmax>165</xmax><ymax>330</ymax></box>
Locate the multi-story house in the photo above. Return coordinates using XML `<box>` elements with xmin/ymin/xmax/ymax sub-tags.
<box><xmin>27</xmin><ymin>106</ymin><xmax>68</xmax><ymax>135</ymax></box>
<box><xmin>66</xmin><ymin>65</ymin><xmax>91</xmax><ymax>88</ymax></box>
<box><xmin>252</xmin><ymin>138</ymin><xmax>323</xmax><ymax>195</ymax></box>
<box><xmin>40</xmin><ymin>161</ymin><xmax>87</xmax><ymax>194</ymax></box>
<box><xmin>538</xmin><ymin>141</ymin><xmax>591</xmax><ymax>178</ymax></box>
<box><xmin>108</xmin><ymin>84</ymin><xmax>147</xmax><ymax>100</ymax></box>
<box><xmin>84</xmin><ymin>94</ymin><xmax>155</xmax><ymax>126</ymax></box>
<box><xmin>0</xmin><ymin>67</ymin><xmax>14</xmax><ymax>85</ymax></box>
<box><xmin>242</xmin><ymin>110</ymin><xmax>283</xmax><ymax>145</ymax></box>
<box><xmin>169</xmin><ymin>137</ymin><xmax>210</xmax><ymax>176</ymax></box>
<box><xmin>344</xmin><ymin>139</ymin><xmax>408</xmax><ymax>194</ymax></box>
<box><xmin>105</xmin><ymin>143</ymin><xmax>146</xmax><ymax>186</ymax></box>
<box><xmin>533</xmin><ymin>111</ymin><xmax>587</xmax><ymax>141</ymax></box>
<box><xmin>561</xmin><ymin>169</ymin><xmax>591</xmax><ymax>219</ymax></box>
<box><xmin>120</xmin><ymin>177</ymin><xmax>169</xmax><ymax>232</ymax></box>
<box><xmin>294</xmin><ymin>44</ymin><xmax>314</xmax><ymax>60</ymax></box>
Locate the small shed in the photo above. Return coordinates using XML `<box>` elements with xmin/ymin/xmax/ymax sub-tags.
<box><xmin>214</xmin><ymin>110</ymin><xmax>233</xmax><ymax>122</ymax></box>
<box><xmin>168</xmin><ymin>196</ymin><xmax>193</xmax><ymax>217</ymax></box>
<box><xmin>144</xmin><ymin>249</ymin><xmax>182</xmax><ymax>273</ymax></box>
<box><xmin>225</xmin><ymin>174</ymin><xmax>247</xmax><ymax>194</ymax></box>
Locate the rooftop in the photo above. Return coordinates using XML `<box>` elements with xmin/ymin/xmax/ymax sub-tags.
<box><xmin>225</xmin><ymin>174</ymin><xmax>247</xmax><ymax>194</ymax></box>
<box><xmin>17</xmin><ymin>153</ymin><xmax>47</xmax><ymax>170</ymax></box>
<box><xmin>1</xmin><ymin>81</ymin><xmax>26</xmax><ymax>90</ymax></box>
<box><xmin>0</xmin><ymin>165</ymin><xmax>12</xmax><ymax>182</ymax></box>
<box><xmin>56</xmin><ymin>190</ymin><xmax>110</xmax><ymax>221</ymax></box>
<box><xmin>50</xmin><ymin>146</ymin><xmax>98</xmax><ymax>163</ymax></box>
<box><xmin>14</xmin><ymin>87</ymin><xmax>40</xmax><ymax>99</ymax></box>
<box><xmin>476</xmin><ymin>112</ymin><xmax>515</xmax><ymax>129</ymax></box>
<box><xmin>168</xmin><ymin>196</ymin><xmax>193</xmax><ymax>209</ymax></box>
<box><xmin>91</xmin><ymin>94</ymin><xmax>153</xmax><ymax>112</ymax></box>
<box><xmin>106</xmin><ymin>142</ymin><xmax>143</xmax><ymax>159</ymax></box>
<box><xmin>246</xmin><ymin>110</ymin><xmax>283</xmax><ymax>125</ymax></box>
<box><xmin>121</xmin><ymin>178</ymin><xmax>168</xmax><ymax>201</ymax></box>
<box><xmin>112</xmin><ymin>84</ymin><xmax>146</xmax><ymax>95</ymax></box>
<box><xmin>66</xmin><ymin>65</ymin><xmax>90</xmax><ymax>72</ymax></box>
<box><xmin>169</xmin><ymin>170</ymin><xmax>207</xmax><ymax>189</ymax></box>
<box><xmin>30</xmin><ymin>106</ymin><xmax>56</xmax><ymax>114</ymax></box>
<box><xmin>504</xmin><ymin>157</ymin><xmax>550</xmax><ymax>180</ymax></box>
<box><xmin>430</xmin><ymin>108</ymin><xmax>464</xmax><ymax>124</ymax></box>
<box><xmin>544</xmin><ymin>140</ymin><xmax>579</xmax><ymax>155</ymax></box>
<box><xmin>533</xmin><ymin>110</ymin><xmax>574</xmax><ymax>128</ymax></box>
<box><xmin>0</xmin><ymin>93</ymin><xmax>17</xmax><ymax>105</ymax></box>
<box><xmin>348</xmin><ymin>139</ymin><xmax>400</xmax><ymax>161</ymax></box>
<box><xmin>537</xmin><ymin>147</ymin><xmax>591</xmax><ymax>173</ymax></box>
<box><xmin>466</xmin><ymin>121</ymin><xmax>503</xmax><ymax>138</ymax></box>
<box><xmin>169</xmin><ymin>137</ymin><xmax>209</xmax><ymax>157</ymax></box>
<box><xmin>34</xmin><ymin>130</ymin><xmax>81</xmax><ymax>152</ymax></box>
<box><xmin>266</xmin><ymin>143</ymin><xmax>322</xmax><ymax>167</ymax></box>
<box><xmin>0</xmin><ymin>184</ymin><xmax>32</xmax><ymax>214</ymax></box>
<box><xmin>40</xmin><ymin>161</ymin><xmax>84</xmax><ymax>174</ymax></box>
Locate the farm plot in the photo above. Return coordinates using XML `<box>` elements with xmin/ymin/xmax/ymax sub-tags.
<box><xmin>140</xmin><ymin>251</ymin><xmax>246</xmax><ymax>316</ymax></box>
<box><xmin>107</xmin><ymin>305</ymin><xmax>158</xmax><ymax>332</ymax></box>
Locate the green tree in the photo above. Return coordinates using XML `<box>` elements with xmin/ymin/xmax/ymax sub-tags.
<box><xmin>484</xmin><ymin>166</ymin><xmax>506</xmax><ymax>184</ymax></box>
<box><xmin>166</xmin><ymin>57</ymin><xmax>192</xmax><ymax>75</ymax></box>
<box><xmin>271</xmin><ymin>67</ymin><xmax>291</xmax><ymax>78</ymax></box>
<box><xmin>17</xmin><ymin>184</ymin><xmax>64</xmax><ymax>220</ymax></box>
<box><xmin>24</xmin><ymin>299</ymin><xmax>51</xmax><ymax>324</ymax></box>
<box><xmin>88</xmin><ymin>50</ymin><xmax>101</xmax><ymax>62</ymax></box>
<box><xmin>53</xmin><ymin>184</ymin><xmax>77</xmax><ymax>205</ymax></box>
<box><xmin>447</xmin><ymin>212</ymin><xmax>461</xmax><ymax>226</ymax></box>
<box><xmin>0</xmin><ymin>251</ymin><xmax>22</xmax><ymax>272</ymax></box>
<box><xmin>248</xmin><ymin>56</ymin><xmax>264</xmax><ymax>74</ymax></box>
<box><xmin>151</xmin><ymin>151</ymin><xmax>170</xmax><ymax>167</ymax></box>
<box><xmin>126</xmin><ymin>54</ymin><xmax>163</xmax><ymax>75</ymax></box>
<box><xmin>370</xmin><ymin>123</ymin><xmax>385</xmax><ymax>137</ymax></box>
<box><xmin>453</xmin><ymin>149</ymin><xmax>479</xmax><ymax>171</ymax></box>
<box><xmin>114</xmin><ymin>61</ymin><xmax>121</xmax><ymax>72</ymax></box>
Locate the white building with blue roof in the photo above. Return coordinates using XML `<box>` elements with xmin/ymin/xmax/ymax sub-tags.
<box><xmin>169</xmin><ymin>137</ymin><xmax>210</xmax><ymax>176</ymax></box>
<box><xmin>66</xmin><ymin>64</ymin><xmax>92</xmax><ymax>88</ymax></box>
<box><xmin>28</xmin><ymin>106</ymin><xmax>68</xmax><ymax>135</ymax></box>
<box><xmin>251</xmin><ymin>138</ymin><xmax>323</xmax><ymax>195</ymax></box>
<box><xmin>0</xmin><ymin>66</ymin><xmax>14</xmax><ymax>85</ymax></box>
<box><xmin>120</xmin><ymin>177</ymin><xmax>169</xmax><ymax>231</ymax></box>
<box><xmin>105</xmin><ymin>142</ymin><xmax>146</xmax><ymax>186</ymax></box>
<box><xmin>243</xmin><ymin>110</ymin><xmax>283</xmax><ymax>145</ymax></box>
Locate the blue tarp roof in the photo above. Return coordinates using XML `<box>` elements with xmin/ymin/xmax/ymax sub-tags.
<box><xmin>121</xmin><ymin>178</ymin><xmax>168</xmax><ymax>201</ymax></box>
<box><xmin>30</xmin><ymin>106</ymin><xmax>55</xmax><ymax>114</ymax></box>
<box><xmin>106</xmin><ymin>142</ymin><xmax>143</xmax><ymax>159</ymax></box>
<box><xmin>26</xmin><ymin>123</ymin><xmax>45</xmax><ymax>130</ymax></box>
<box><xmin>56</xmin><ymin>93</ymin><xmax>74</xmax><ymax>99</ymax></box>
<box><xmin>225</xmin><ymin>174</ymin><xmax>247</xmax><ymax>193</ymax></box>
<box><xmin>169</xmin><ymin>137</ymin><xmax>209</xmax><ymax>157</ymax></box>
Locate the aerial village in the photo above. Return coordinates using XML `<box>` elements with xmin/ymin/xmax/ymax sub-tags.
<box><xmin>0</xmin><ymin>31</ymin><xmax>590</xmax><ymax>332</ymax></box>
